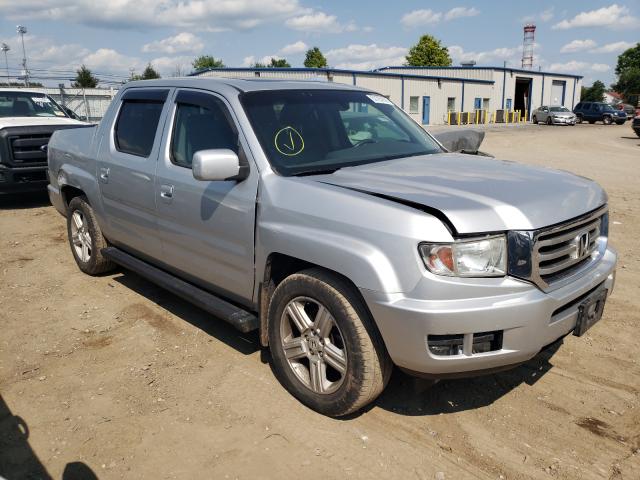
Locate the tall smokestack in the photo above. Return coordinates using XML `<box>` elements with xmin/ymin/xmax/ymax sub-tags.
<box><xmin>522</xmin><ymin>24</ymin><xmax>536</xmax><ymax>69</ymax></box>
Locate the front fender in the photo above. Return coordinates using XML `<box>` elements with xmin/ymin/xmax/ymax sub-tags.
<box><xmin>257</xmin><ymin>222</ymin><xmax>403</xmax><ymax>293</ymax></box>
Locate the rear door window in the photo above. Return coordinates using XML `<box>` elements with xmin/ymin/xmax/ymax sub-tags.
<box><xmin>114</xmin><ymin>89</ymin><xmax>168</xmax><ymax>157</ymax></box>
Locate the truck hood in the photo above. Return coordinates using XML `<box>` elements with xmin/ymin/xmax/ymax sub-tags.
<box><xmin>0</xmin><ymin>117</ymin><xmax>86</xmax><ymax>129</ymax></box>
<box><xmin>311</xmin><ymin>153</ymin><xmax>606</xmax><ymax>234</ymax></box>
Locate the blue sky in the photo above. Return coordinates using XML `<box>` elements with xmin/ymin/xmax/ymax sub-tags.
<box><xmin>0</xmin><ymin>1</ymin><xmax>637</xmax><ymax>87</ymax></box>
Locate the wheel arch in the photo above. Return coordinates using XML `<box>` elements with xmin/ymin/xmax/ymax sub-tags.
<box><xmin>258</xmin><ymin>252</ymin><xmax>381</xmax><ymax>348</ymax></box>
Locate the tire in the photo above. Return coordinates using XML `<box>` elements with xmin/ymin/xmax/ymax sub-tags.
<box><xmin>268</xmin><ymin>268</ymin><xmax>392</xmax><ymax>417</ymax></box>
<box><xmin>576</xmin><ymin>115</ymin><xmax>583</xmax><ymax>124</ymax></box>
<box><xmin>546</xmin><ymin>117</ymin><xmax>552</xmax><ymax>125</ymax></box>
<box><xmin>532</xmin><ymin>115</ymin><xmax>537</xmax><ymax>124</ymax></box>
<box><xmin>67</xmin><ymin>196</ymin><xmax>115</xmax><ymax>275</ymax></box>
<box><xmin>603</xmin><ymin>116</ymin><xmax>612</xmax><ymax>125</ymax></box>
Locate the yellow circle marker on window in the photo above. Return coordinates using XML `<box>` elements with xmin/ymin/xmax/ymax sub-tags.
<box><xmin>274</xmin><ymin>126</ymin><xmax>305</xmax><ymax>156</ymax></box>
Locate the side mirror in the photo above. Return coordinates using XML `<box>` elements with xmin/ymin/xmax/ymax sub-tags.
<box><xmin>192</xmin><ymin>149</ymin><xmax>248</xmax><ymax>182</ymax></box>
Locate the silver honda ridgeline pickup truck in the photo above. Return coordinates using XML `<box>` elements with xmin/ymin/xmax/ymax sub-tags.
<box><xmin>47</xmin><ymin>78</ymin><xmax>617</xmax><ymax>416</ymax></box>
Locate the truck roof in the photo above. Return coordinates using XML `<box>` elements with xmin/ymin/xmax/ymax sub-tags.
<box><xmin>0</xmin><ymin>88</ymin><xmax>52</xmax><ymax>95</ymax></box>
<box><xmin>123</xmin><ymin>76</ymin><xmax>370</xmax><ymax>94</ymax></box>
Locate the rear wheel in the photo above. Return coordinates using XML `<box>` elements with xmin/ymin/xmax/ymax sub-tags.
<box><xmin>268</xmin><ymin>268</ymin><xmax>392</xmax><ymax>417</ymax></box>
<box><xmin>67</xmin><ymin>196</ymin><xmax>115</xmax><ymax>275</ymax></box>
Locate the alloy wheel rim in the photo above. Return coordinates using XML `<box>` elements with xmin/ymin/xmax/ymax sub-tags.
<box><xmin>70</xmin><ymin>210</ymin><xmax>92</xmax><ymax>263</ymax></box>
<box><xmin>280</xmin><ymin>296</ymin><xmax>347</xmax><ymax>395</ymax></box>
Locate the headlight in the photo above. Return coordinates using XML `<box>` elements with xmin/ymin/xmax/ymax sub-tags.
<box><xmin>419</xmin><ymin>235</ymin><xmax>507</xmax><ymax>277</ymax></box>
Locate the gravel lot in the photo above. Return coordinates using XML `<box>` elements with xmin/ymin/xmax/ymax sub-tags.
<box><xmin>1</xmin><ymin>123</ymin><xmax>639</xmax><ymax>480</ymax></box>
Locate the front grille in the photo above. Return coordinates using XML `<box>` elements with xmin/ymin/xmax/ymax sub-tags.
<box><xmin>9</xmin><ymin>133</ymin><xmax>51</xmax><ymax>165</ymax></box>
<box><xmin>530</xmin><ymin>207</ymin><xmax>607</xmax><ymax>290</ymax></box>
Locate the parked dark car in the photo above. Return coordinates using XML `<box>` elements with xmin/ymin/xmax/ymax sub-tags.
<box><xmin>632</xmin><ymin>116</ymin><xmax>640</xmax><ymax>138</ymax></box>
<box><xmin>616</xmin><ymin>103</ymin><xmax>637</xmax><ymax>119</ymax></box>
<box><xmin>573</xmin><ymin>102</ymin><xmax>627</xmax><ymax>125</ymax></box>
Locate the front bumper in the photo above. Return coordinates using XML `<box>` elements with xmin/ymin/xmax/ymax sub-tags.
<box><xmin>551</xmin><ymin>117</ymin><xmax>576</xmax><ymax>125</ymax></box>
<box><xmin>362</xmin><ymin>247</ymin><xmax>617</xmax><ymax>376</ymax></box>
<box><xmin>0</xmin><ymin>164</ymin><xmax>48</xmax><ymax>194</ymax></box>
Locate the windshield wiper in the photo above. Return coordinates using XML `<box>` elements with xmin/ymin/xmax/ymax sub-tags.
<box><xmin>292</xmin><ymin>167</ymin><xmax>342</xmax><ymax>177</ymax></box>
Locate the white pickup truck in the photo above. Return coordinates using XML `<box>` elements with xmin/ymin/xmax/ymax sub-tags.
<box><xmin>0</xmin><ymin>88</ymin><xmax>85</xmax><ymax>194</ymax></box>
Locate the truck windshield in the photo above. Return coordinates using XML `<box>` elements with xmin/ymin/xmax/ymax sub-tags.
<box><xmin>0</xmin><ymin>92</ymin><xmax>68</xmax><ymax>118</ymax></box>
<box><xmin>241</xmin><ymin>89</ymin><xmax>443</xmax><ymax>176</ymax></box>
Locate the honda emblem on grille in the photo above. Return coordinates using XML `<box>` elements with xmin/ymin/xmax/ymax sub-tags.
<box><xmin>572</xmin><ymin>232</ymin><xmax>590</xmax><ymax>259</ymax></box>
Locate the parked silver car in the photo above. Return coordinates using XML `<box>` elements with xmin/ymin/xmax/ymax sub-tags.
<box><xmin>532</xmin><ymin>105</ymin><xmax>576</xmax><ymax>125</ymax></box>
<box><xmin>46</xmin><ymin>78</ymin><xmax>616</xmax><ymax>416</ymax></box>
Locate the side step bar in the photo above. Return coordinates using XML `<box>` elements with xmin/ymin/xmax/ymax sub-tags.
<box><xmin>102</xmin><ymin>247</ymin><xmax>259</xmax><ymax>333</ymax></box>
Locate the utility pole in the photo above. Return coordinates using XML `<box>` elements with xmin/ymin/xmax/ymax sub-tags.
<box><xmin>17</xmin><ymin>25</ymin><xmax>29</xmax><ymax>87</ymax></box>
<box><xmin>1</xmin><ymin>43</ymin><xmax>9</xmax><ymax>86</ymax></box>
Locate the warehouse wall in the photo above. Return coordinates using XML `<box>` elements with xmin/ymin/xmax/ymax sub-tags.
<box><xmin>194</xmin><ymin>68</ymin><xmax>581</xmax><ymax>125</ymax></box>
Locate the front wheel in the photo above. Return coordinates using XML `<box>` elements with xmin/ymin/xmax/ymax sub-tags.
<box><xmin>67</xmin><ymin>196</ymin><xmax>115</xmax><ymax>275</ymax></box>
<box><xmin>268</xmin><ymin>269</ymin><xmax>392</xmax><ymax>417</ymax></box>
<box><xmin>546</xmin><ymin>117</ymin><xmax>553</xmax><ymax>125</ymax></box>
<box><xmin>603</xmin><ymin>116</ymin><xmax>612</xmax><ymax>125</ymax></box>
<box><xmin>532</xmin><ymin>115</ymin><xmax>537</xmax><ymax>124</ymax></box>
<box><xmin>576</xmin><ymin>115</ymin><xmax>583</xmax><ymax>124</ymax></box>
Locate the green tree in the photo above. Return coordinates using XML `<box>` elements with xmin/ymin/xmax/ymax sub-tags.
<box><xmin>269</xmin><ymin>57</ymin><xmax>291</xmax><ymax>68</ymax></box>
<box><xmin>614</xmin><ymin>43</ymin><xmax>640</xmax><ymax>76</ymax></box>
<box><xmin>253</xmin><ymin>58</ymin><xmax>291</xmax><ymax>68</ymax></box>
<box><xmin>72</xmin><ymin>64</ymin><xmax>98</xmax><ymax>88</ymax></box>
<box><xmin>612</xmin><ymin>68</ymin><xmax>640</xmax><ymax>106</ymax></box>
<box><xmin>141</xmin><ymin>64</ymin><xmax>160</xmax><ymax>79</ymax></box>
<box><xmin>580</xmin><ymin>80</ymin><xmax>606</xmax><ymax>102</ymax></box>
<box><xmin>192</xmin><ymin>55</ymin><xmax>225</xmax><ymax>71</ymax></box>
<box><xmin>131</xmin><ymin>64</ymin><xmax>161</xmax><ymax>80</ymax></box>
<box><xmin>405</xmin><ymin>34</ymin><xmax>452</xmax><ymax>67</ymax></box>
<box><xmin>304</xmin><ymin>47</ymin><xmax>327</xmax><ymax>68</ymax></box>
<box><xmin>612</xmin><ymin>43</ymin><xmax>640</xmax><ymax>104</ymax></box>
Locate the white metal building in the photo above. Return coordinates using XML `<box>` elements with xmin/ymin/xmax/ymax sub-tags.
<box><xmin>193</xmin><ymin>66</ymin><xmax>583</xmax><ymax>126</ymax></box>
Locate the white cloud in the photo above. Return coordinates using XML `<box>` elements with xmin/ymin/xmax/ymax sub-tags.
<box><xmin>147</xmin><ymin>55</ymin><xmax>195</xmax><ymax>76</ymax></box>
<box><xmin>444</xmin><ymin>7</ymin><xmax>479</xmax><ymax>21</ymax></box>
<box><xmin>540</xmin><ymin>7</ymin><xmax>555</xmax><ymax>22</ymax></box>
<box><xmin>401</xmin><ymin>9</ymin><xmax>442</xmax><ymax>27</ymax></box>
<box><xmin>547</xmin><ymin>61</ymin><xmax>610</xmax><ymax>73</ymax></box>
<box><xmin>560</xmin><ymin>39</ymin><xmax>597</xmax><ymax>53</ymax></box>
<box><xmin>590</xmin><ymin>41</ymin><xmax>635</xmax><ymax>53</ymax></box>
<box><xmin>325</xmin><ymin>44</ymin><xmax>407</xmax><ymax>70</ymax></box>
<box><xmin>449</xmin><ymin>45</ymin><xmax>520</xmax><ymax>65</ymax></box>
<box><xmin>401</xmin><ymin>6</ymin><xmax>480</xmax><ymax>27</ymax></box>
<box><xmin>553</xmin><ymin>4</ymin><xmax>637</xmax><ymax>30</ymax></box>
<box><xmin>521</xmin><ymin>7</ymin><xmax>554</xmax><ymax>23</ymax></box>
<box><xmin>279</xmin><ymin>41</ymin><xmax>308</xmax><ymax>55</ymax></box>
<box><xmin>1</xmin><ymin>0</ymin><xmax>305</xmax><ymax>30</ymax></box>
<box><xmin>142</xmin><ymin>33</ymin><xmax>204</xmax><ymax>55</ymax></box>
<box><xmin>82</xmin><ymin>48</ymin><xmax>140</xmax><ymax>73</ymax></box>
<box><xmin>285</xmin><ymin>11</ymin><xmax>363</xmax><ymax>33</ymax></box>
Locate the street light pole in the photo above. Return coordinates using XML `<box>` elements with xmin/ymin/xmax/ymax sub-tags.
<box><xmin>0</xmin><ymin>43</ymin><xmax>9</xmax><ymax>86</ymax></box>
<box><xmin>16</xmin><ymin>25</ymin><xmax>28</xmax><ymax>87</ymax></box>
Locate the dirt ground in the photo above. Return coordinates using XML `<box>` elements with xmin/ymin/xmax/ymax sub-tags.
<box><xmin>1</xmin><ymin>123</ymin><xmax>639</xmax><ymax>480</ymax></box>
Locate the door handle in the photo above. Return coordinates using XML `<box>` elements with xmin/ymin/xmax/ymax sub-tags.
<box><xmin>160</xmin><ymin>184</ymin><xmax>174</xmax><ymax>203</ymax></box>
<box><xmin>99</xmin><ymin>167</ymin><xmax>110</xmax><ymax>183</ymax></box>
